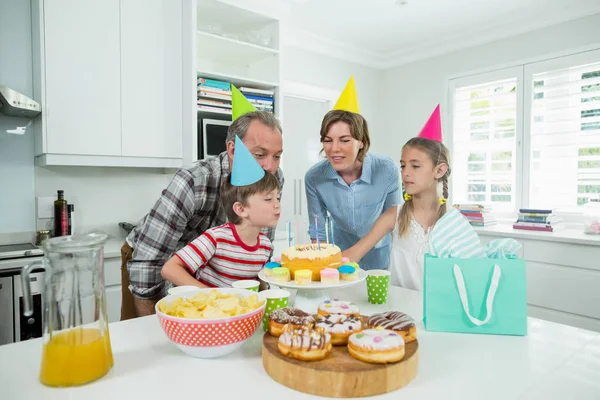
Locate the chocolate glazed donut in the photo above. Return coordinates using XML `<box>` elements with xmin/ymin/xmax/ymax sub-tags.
<box><xmin>268</xmin><ymin>308</ymin><xmax>315</xmax><ymax>337</ymax></box>
<box><xmin>368</xmin><ymin>311</ymin><xmax>417</xmax><ymax>343</ymax></box>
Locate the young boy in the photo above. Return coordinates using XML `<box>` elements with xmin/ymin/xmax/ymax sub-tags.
<box><xmin>161</xmin><ymin>137</ymin><xmax>281</xmax><ymax>288</ymax></box>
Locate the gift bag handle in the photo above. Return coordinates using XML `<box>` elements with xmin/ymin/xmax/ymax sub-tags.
<box><xmin>453</xmin><ymin>264</ymin><xmax>502</xmax><ymax>326</ymax></box>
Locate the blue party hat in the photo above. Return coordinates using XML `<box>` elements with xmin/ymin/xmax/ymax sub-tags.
<box><xmin>231</xmin><ymin>135</ymin><xmax>265</xmax><ymax>186</ymax></box>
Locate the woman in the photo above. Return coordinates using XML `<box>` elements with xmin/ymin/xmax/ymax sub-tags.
<box><xmin>304</xmin><ymin>84</ymin><xmax>400</xmax><ymax>270</ymax></box>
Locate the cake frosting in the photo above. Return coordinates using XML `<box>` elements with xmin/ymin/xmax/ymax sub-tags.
<box><xmin>318</xmin><ymin>299</ymin><xmax>360</xmax><ymax>315</ymax></box>
<box><xmin>278</xmin><ymin>327</ymin><xmax>331</xmax><ymax>350</ymax></box>
<box><xmin>316</xmin><ymin>314</ymin><xmax>363</xmax><ymax>334</ymax></box>
<box><xmin>348</xmin><ymin>328</ymin><xmax>405</xmax><ymax>350</ymax></box>
<box><xmin>282</xmin><ymin>243</ymin><xmax>341</xmax><ymax>259</ymax></box>
<box><xmin>368</xmin><ymin>311</ymin><xmax>415</xmax><ymax>332</ymax></box>
<box><xmin>269</xmin><ymin>308</ymin><xmax>315</xmax><ymax>325</ymax></box>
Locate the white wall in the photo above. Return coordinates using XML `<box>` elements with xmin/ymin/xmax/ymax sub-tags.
<box><xmin>377</xmin><ymin>12</ymin><xmax>600</xmax><ymax>160</ymax></box>
<box><xmin>35</xmin><ymin>166</ymin><xmax>172</xmax><ymax>239</ymax></box>
<box><xmin>282</xmin><ymin>46</ymin><xmax>383</xmax><ymax>143</ymax></box>
<box><xmin>0</xmin><ymin>0</ymin><xmax>36</xmax><ymax>233</ymax></box>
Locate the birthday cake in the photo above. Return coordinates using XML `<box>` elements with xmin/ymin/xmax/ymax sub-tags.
<box><xmin>281</xmin><ymin>243</ymin><xmax>343</xmax><ymax>281</ymax></box>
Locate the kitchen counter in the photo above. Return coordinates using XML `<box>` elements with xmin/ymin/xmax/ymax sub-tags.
<box><xmin>1</xmin><ymin>284</ymin><xmax>599</xmax><ymax>400</ymax></box>
<box><xmin>474</xmin><ymin>222</ymin><xmax>600</xmax><ymax>246</ymax></box>
<box><xmin>103</xmin><ymin>237</ymin><xmax>124</xmax><ymax>259</ymax></box>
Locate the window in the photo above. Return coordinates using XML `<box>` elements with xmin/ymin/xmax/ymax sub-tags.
<box><xmin>449</xmin><ymin>68</ymin><xmax>522</xmax><ymax>212</ymax></box>
<box><xmin>449</xmin><ymin>49</ymin><xmax>600</xmax><ymax>216</ymax></box>
<box><xmin>527</xmin><ymin>59</ymin><xmax>600</xmax><ymax>211</ymax></box>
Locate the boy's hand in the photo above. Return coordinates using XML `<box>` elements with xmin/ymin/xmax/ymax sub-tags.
<box><xmin>259</xmin><ymin>280</ymin><xmax>270</xmax><ymax>291</ymax></box>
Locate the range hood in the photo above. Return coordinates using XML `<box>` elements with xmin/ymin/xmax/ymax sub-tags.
<box><xmin>0</xmin><ymin>85</ymin><xmax>41</xmax><ymax>118</ymax></box>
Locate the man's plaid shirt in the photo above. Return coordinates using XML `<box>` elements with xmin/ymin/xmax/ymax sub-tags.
<box><xmin>126</xmin><ymin>151</ymin><xmax>284</xmax><ymax>299</ymax></box>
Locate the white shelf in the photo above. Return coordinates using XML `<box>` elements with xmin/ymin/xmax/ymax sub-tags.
<box><xmin>197</xmin><ymin>30</ymin><xmax>278</xmax><ymax>63</ymax></box>
<box><xmin>196</xmin><ymin>106</ymin><xmax>232</xmax><ymax>116</ymax></box>
<box><xmin>193</xmin><ymin>0</ymin><xmax>281</xmax><ymax>121</ymax></box>
<box><xmin>197</xmin><ymin>70</ymin><xmax>278</xmax><ymax>90</ymax></box>
<box><xmin>197</xmin><ymin>0</ymin><xmax>278</xmax><ymax>37</ymax></box>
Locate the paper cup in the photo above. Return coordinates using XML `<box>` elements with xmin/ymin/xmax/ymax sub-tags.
<box><xmin>366</xmin><ymin>270</ymin><xmax>391</xmax><ymax>304</ymax></box>
<box><xmin>231</xmin><ymin>280</ymin><xmax>260</xmax><ymax>292</ymax></box>
<box><xmin>261</xmin><ymin>289</ymin><xmax>290</xmax><ymax>331</ymax></box>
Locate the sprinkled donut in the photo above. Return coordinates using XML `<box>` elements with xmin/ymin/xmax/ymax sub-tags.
<box><xmin>347</xmin><ymin>328</ymin><xmax>405</xmax><ymax>364</ymax></box>
<box><xmin>317</xmin><ymin>299</ymin><xmax>360</xmax><ymax>317</ymax></box>
<box><xmin>315</xmin><ymin>314</ymin><xmax>364</xmax><ymax>345</ymax></box>
<box><xmin>368</xmin><ymin>311</ymin><xmax>417</xmax><ymax>343</ymax></box>
<box><xmin>268</xmin><ymin>307</ymin><xmax>315</xmax><ymax>337</ymax></box>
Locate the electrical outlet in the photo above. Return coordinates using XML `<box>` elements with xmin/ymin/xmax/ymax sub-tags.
<box><xmin>37</xmin><ymin>197</ymin><xmax>55</xmax><ymax>219</ymax></box>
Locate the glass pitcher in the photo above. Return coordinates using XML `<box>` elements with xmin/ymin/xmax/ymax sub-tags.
<box><xmin>21</xmin><ymin>232</ymin><xmax>114</xmax><ymax>387</ymax></box>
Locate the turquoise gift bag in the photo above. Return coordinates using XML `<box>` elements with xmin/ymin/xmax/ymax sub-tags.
<box><xmin>423</xmin><ymin>254</ymin><xmax>527</xmax><ymax>336</ymax></box>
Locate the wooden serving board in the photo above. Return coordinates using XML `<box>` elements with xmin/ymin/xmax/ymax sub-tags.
<box><xmin>262</xmin><ymin>316</ymin><xmax>419</xmax><ymax>398</ymax></box>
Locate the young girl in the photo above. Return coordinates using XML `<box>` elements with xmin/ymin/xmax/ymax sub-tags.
<box><xmin>342</xmin><ymin>137</ymin><xmax>485</xmax><ymax>291</ymax></box>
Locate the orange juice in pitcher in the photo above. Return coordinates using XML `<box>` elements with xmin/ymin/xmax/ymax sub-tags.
<box><xmin>21</xmin><ymin>233</ymin><xmax>115</xmax><ymax>387</ymax></box>
<box><xmin>40</xmin><ymin>327</ymin><xmax>113</xmax><ymax>386</ymax></box>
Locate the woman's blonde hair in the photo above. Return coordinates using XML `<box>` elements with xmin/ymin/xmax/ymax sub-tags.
<box><xmin>397</xmin><ymin>137</ymin><xmax>451</xmax><ymax>237</ymax></box>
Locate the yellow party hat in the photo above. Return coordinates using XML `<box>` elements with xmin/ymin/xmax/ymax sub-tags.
<box><xmin>333</xmin><ymin>76</ymin><xmax>360</xmax><ymax>114</ymax></box>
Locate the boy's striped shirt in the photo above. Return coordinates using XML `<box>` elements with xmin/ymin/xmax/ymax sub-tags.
<box><xmin>175</xmin><ymin>223</ymin><xmax>273</xmax><ymax>287</ymax></box>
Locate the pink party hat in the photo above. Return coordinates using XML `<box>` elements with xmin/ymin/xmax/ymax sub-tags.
<box><xmin>417</xmin><ymin>104</ymin><xmax>442</xmax><ymax>142</ymax></box>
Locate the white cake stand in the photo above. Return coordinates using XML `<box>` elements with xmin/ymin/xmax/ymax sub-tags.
<box><xmin>258</xmin><ymin>269</ymin><xmax>367</xmax><ymax>314</ymax></box>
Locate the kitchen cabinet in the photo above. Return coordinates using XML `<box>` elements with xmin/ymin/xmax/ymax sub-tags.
<box><xmin>104</xmin><ymin>258</ymin><xmax>122</xmax><ymax>323</ymax></box>
<box><xmin>106</xmin><ymin>286</ymin><xmax>122</xmax><ymax>324</ymax></box>
<box><xmin>478</xmin><ymin>232</ymin><xmax>600</xmax><ymax>332</ymax></box>
<box><xmin>279</xmin><ymin>96</ymin><xmax>330</xmax><ymax>232</ymax></box>
<box><xmin>34</xmin><ymin>0</ymin><xmax>122</xmax><ymax>157</ymax></box>
<box><xmin>32</xmin><ymin>0</ymin><xmax>190</xmax><ymax>168</ymax></box>
<box><xmin>120</xmin><ymin>0</ymin><xmax>183</xmax><ymax>159</ymax></box>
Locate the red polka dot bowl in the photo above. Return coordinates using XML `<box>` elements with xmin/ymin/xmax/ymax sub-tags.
<box><xmin>155</xmin><ymin>288</ymin><xmax>266</xmax><ymax>358</ymax></box>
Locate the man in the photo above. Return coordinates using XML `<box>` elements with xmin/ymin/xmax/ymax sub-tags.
<box><xmin>121</xmin><ymin>110</ymin><xmax>284</xmax><ymax>319</ymax></box>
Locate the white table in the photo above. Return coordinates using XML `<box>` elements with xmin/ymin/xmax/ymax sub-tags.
<box><xmin>1</xmin><ymin>284</ymin><xmax>600</xmax><ymax>400</ymax></box>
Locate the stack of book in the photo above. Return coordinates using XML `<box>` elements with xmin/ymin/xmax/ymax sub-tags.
<box><xmin>453</xmin><ymin>204</ymin><xmax>497</xmax><ymax>227</ymax></box>
<box><xmin>239</xmin><ymin>87</ymin><xmax>275</xmax><ymax>113</ymax></box>
<box><xmin>197</xmin><ymin>78</ymin><xmax>232</xmax><ymax>115</ymax></box>
<box><xmin>513</xmin><ymin>209</ymin><xmax>563</xmax><ymax>232</ymax></box>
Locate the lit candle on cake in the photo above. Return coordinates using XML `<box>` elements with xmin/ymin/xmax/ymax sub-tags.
<box><xmin>315</xmin><ymin>215</ymin><xmax>320</xmax><ymax>250</ymax></box>
<box><xmin>325</xmin><ymin>215</ymin><xmax>330</xmax><ymax>245</ymax></box>
<box><xmin>330</xmin><ymin>218</ymin><xmax>335</xmax><ymax>246</ymax></box>
<box><xmin>287</xmin><ymin>221</ymin><xmax>292</xmax><ymax>247</ymax></box>
<box><xmin>294</xmin><ymin>221</ymin><xmax>299</xmax><ymax>246</ymax></box>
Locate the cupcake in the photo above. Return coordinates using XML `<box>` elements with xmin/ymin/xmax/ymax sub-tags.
<box><xmin>294</xmin><ymin>269</ymin><xmax>312</xmax><ymax>286</ymax></box>
<box><xmin>263</xmin><ymin>261</ymin><xmax>281</xmax><ymax>277</ymax></box>
<box><xmin>272</xmin><ymin>267</ymin><xmax>291</xmax><ymax>283</ymax></box>
<box><xmin>339</xmin><ymin>265</ymin><xmax>358</xmax><ymax>281</ymax></box>
<box><xmin>320</xmin><ymin>268</ymin><xmax>339</xmax><ymax>284</ymax></box>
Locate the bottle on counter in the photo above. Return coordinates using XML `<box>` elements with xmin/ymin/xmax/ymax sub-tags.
<box><xmin>53</xmin><ymin>190</ymin><xmax>69</xmax><ymax>237</ymax></box>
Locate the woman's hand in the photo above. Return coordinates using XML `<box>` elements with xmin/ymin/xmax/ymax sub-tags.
<box><xmin>342</xmin><ymin>246</ymin><xmax>363</xmax><ymax>263</ymax></box>
<box><xmin>342</xmin><ymin>206</ymin><xmax>398</xmax><ymax>262</ymax></box>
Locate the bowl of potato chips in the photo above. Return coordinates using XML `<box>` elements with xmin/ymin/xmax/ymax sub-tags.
<box><xmin>156</xmin><ymin>288</ymin><xmax>266</xmax><ymax>358</ymax></box>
